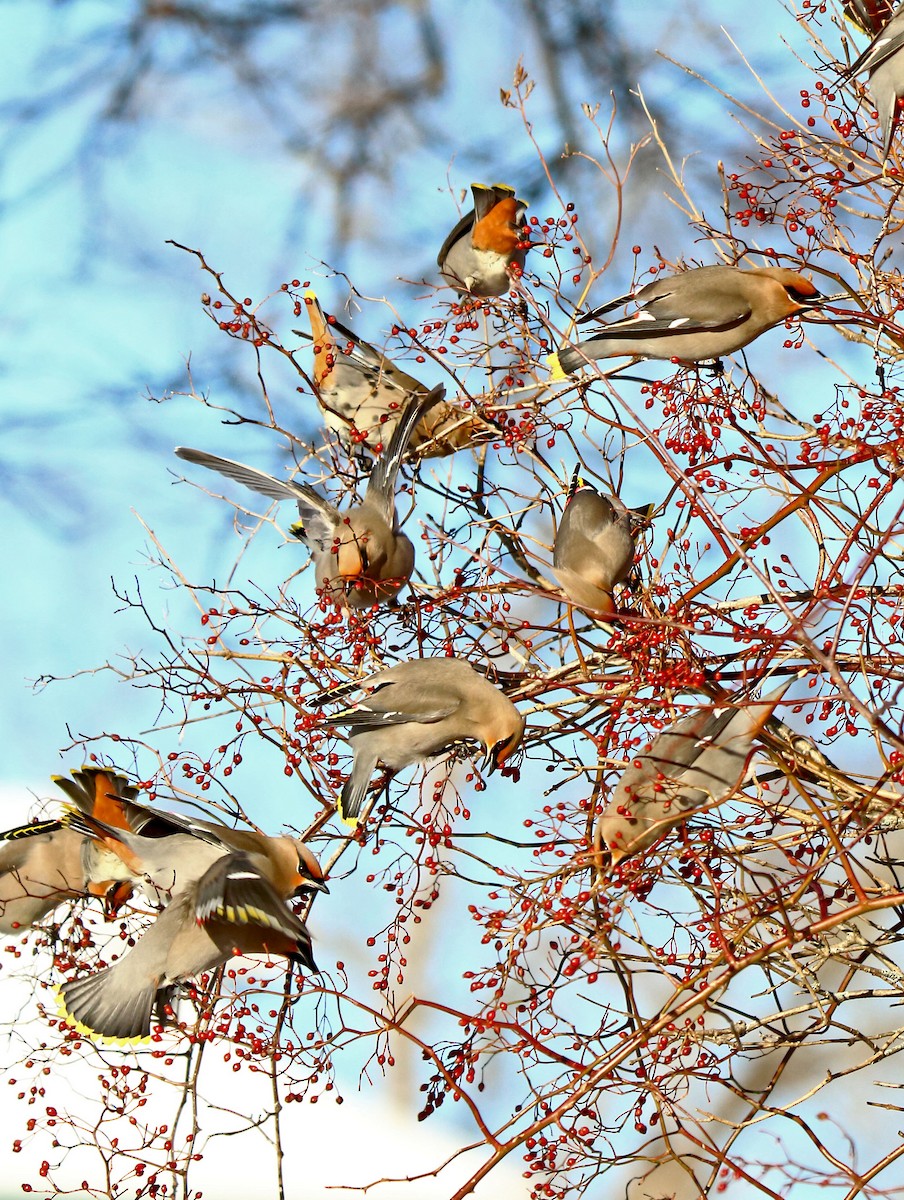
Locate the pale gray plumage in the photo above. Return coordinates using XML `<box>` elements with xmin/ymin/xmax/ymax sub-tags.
<box><xmin>0</xmin><ymin>822</ymin><xmax>90</xmax><ymax>933</ymax></box>
<box><xmin>0</xmin><ymin>767</ymin><xmax>153</xmax><ymax>934</ymax></box>
<box><xmin>598</xmin><ymin>679</ymin><xmax>793</xmax><ymax>864</ymax></box>
<box><xmin>57</xmin><ymin>790</ymin><xmax>327</xmax><ymax>1042</ymax></box>
<box><xmin>176</xmin><ymin>385</ymin><xmax>444</xmax><ymax>609</ymax></box>
<box><xmin>552</xmin><ymin>486</ymin><xmax>638</xmax><ymax>614</ymax></box>
<box><xmin>552</xmin><ymin>266</ymin><xmax>823</xmax><ymax>373</ymax></box>
<box><xmin>314</xmin><ymin>656</ymin><xmax>526</xmax><ymax>825</ymax></box>
<box><xmin>302</xmin><ymin>291</ymin><xmax>488</xmax><ymax>457</ymax></box>
<box><xmin>437</xmin><ymin>183</ymin><xmax>529</xmax><ymax>297</ymax></box>
<box><xmin>846</xmin><ymin>5</ymin><xmax>904</xmax><ymax>159</ymax></box>
<box><xmin>58</xmin><ymin>852</ymin><xmax>319</xmax><ymax>1044</ymax></box>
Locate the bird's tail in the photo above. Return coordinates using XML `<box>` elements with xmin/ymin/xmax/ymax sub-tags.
<box><xmin>546</xmin><ymin>351</ymin><xmax>569</xmax><ymax>380</ymax></box>
<box><xmin>337</xmin><ymin>752</ymin><xmax>380</xmax><ymax>827</ymax></box>
<box><xmin>56</xmin><ymin>964</ymin><xmax>160</xmax><ymax>1045</ymax></box>
<box><xmin>365</xmin><ymin>383</ymin><xmax>446</xmax><ymax>507</ymax></box>
<box><xmin>550</xmin><ymin>345</ymin><xmax>592</xmax><ymax>376</ymax></box>
<box><xmin>52</xmin><ymin>767</ymin><xmax>141</xmax><ymax>826</ymax></box>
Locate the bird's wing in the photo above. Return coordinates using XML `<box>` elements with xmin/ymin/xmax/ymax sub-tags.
<box><xmin>437</xmin><ymin>210</ymin><xmax>476</xmax><ymax>267</ymax></box>
<box><xmin>175</xmin><ymin>447</ymin><xmax>340</xmax><ymax>550</ymax></box>
<box><xmin>322</xmin><ymin>681</ymin><xmax>459</xmax><ymax>730</ymax></box>
<box><xmin>0</xmin><ymin>821</ymin><xmax>64</xmax><ymax>870</ymax></box>
<box><xmin>194</xmin><ymin>853</ymin><xmax>307</xmax><ymax>940</ymax></box>
<box><xmin>597</xmin><ymin>304</ymin><xmax>752</xmax><ymax>339</ymax></box>
<box><xmin>365</xmin><ymin>384</ymin><xmax>446</xmax><ymax>521</ymax></box>
<box><xmin>847</xmin><ymin>14</ymin><xmax>904</xmax><ymax>75</ymax></box>
<box><xmin>176</xmin><ymin>446</ymin><xmax>319</xmax><ymax>505</ymax></box>
<box><xmin>575</xmin><ymin>291</ymin><xmax>637</xmax><ymax>323</ymax></box>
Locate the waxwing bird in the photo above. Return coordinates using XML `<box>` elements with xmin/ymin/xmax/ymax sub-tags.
<box><xmin>57</xmin><ymin>848</ymin><xmax>320</xmax><ymax>1044</ymax></box>
<box><xmin>176</xmin><ymin>385</ymin><xmax>443</xmax><ymax>610</ymax></box>
<box><xmin>314</xmin><ymin>656</ymin><xmax>526</xmax><ymax>825</ymax></box>
<box><xmin>552</xmin><ymin>479</ymin><xmax>643</xmax><ymax>615</ymax></box>
<box><xmin>597</xmin><ymin>678</ymin><xmax>794</xmax><ymax>865</ymax></box>
<box><xmin>0</xmin><ymin>767</ymin><xmax>149</xmax><ymax>934</ymax></box>
<box><xmin>845</xmin><ymin>4</ymin><xmax>904</xmax><ymax>160</ymax></box>
<box><xmin>550</xmin><ymin>266</ymin><xmax>823</xmax><ymax>374</ymax></box>
<box><xmin>437</xmin><ymin>183</ymin><xmax>529</xmax><ymax>297</ymax></box>
<box><xmin>62</xmin><ymin>789</ymin><xmax>328</xmax><ymax>905</ymax></box>
<box><xmin>57</xmin><ymin>790</ymin><xmax>327</xmax><ymax>1041</ymax></box>
<box><xmin>0</xmin><ymin>821</ymin><xmax>94</xmax><ymax>934</ymax></box>
<box><xmin>301</xmin><ymin>292</ymin><xmax>490</xmax><ymax>458</ymax></box>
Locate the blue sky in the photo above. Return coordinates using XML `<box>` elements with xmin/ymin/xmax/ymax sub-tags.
<box><xmin>1</xmin><ymin>0</ymin><xmax>829</xmax><ymax>791</ymax></box>
<box><xmin>1</xmin><ymin>3</ymin><xmax>900</xmax><ymax>1198</ymax></box>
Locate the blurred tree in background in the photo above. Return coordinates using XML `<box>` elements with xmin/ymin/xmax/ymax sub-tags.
<box><xmin>4</xmin><ymin>2</ymin><xmax>904</xmax><ymax>1199</ymax></box>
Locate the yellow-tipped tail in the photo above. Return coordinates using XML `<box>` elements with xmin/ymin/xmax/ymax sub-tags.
<box><xmin>546</xmin><ymin>352</ymin><xmax>567</xmax><ymax>381</ymax></box>
<box><xmin>54</xmin><ymin>985</ymin><xmax>152</xmax><ymax>1049</ymax></box>
<box><xmin>337</xmin><ymin>803</ymin><xmax>359</xmax><ymax>831</ymax></box>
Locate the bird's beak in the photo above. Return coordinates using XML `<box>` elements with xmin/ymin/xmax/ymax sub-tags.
<box><xmin>296</xmin><ymin>878</ymin><xmax>330</xmax><ymax>897</ymax></box>
<box><xmin>796</xmin><ymin>286</ymin><xmax>826</xmax><ymax>311</ymax></box>
<box><xmin>103</xmin><ymin>881</ymin><xmax>134</xmax><ymax>919</ymax></box>
<box><xmin>482</xmin><ymin>746</ymin><xmax>499</xmax><ymax>774</ymax></box>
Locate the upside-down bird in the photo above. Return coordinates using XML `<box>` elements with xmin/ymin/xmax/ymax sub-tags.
<box><xmin>301</xmin><ymin>291</ymin><xmax>490</xmax><ymax>457</ymax></box>
<box><xmin>176</xmin><ymin>386</ymin><xmax>444</xmax><ymax>609</ymax></box>
<box><xmin>314</xmin><ymin>656</ymin><xmax>526</xmax><ymax>825</ymax></box>
<box><xmin>598</xmin><ymin>678</ymin><xmax>794</xmax><ymax>864</ymax></box>
<box><xmin>437</xmin><ymin>183</ymin><xmax>530</xmax><ymax>297</ymax></box>
<box><xmin>552</xmin><ymin>479</ymin><xmax>646</xmax><ymax>615</ymax></box>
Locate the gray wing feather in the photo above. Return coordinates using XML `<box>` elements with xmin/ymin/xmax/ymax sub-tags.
<box><xmin>364</xmin><ymin>384</ymin><xmax>446</xmax><ymax>521</ymax></box>
<box><xmin>175</xmin><ymin>447</ymin><xmax>340</xmax><ymax>550</ymax></box>
<box><xmin>195</xmin><ymin>853</ymin><xmax>305</xmax><ymax>940</ymax></box>
<box><xmin>848</xmin><ymin>15</ymin><xmax>904</xmax><ymax>75</ymax></box>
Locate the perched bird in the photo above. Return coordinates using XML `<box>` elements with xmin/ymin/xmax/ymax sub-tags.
<box><xmin>314</xmin><ymin>656</ymin><xmax>526</xmax><ymax>825</ymax></box>
<box><xmin>0</xmin><ymin>767</ymin><xmax>145</xmax><ymax>934</ymax></box>
<box><xmin>301</xmin><ymin>291</ymin><xmax>488</xmax><ymax>458</ymax></box>
<box><xmin>57</xmin><ymin>793</ymin><xmax>328</xmax><ymax>1042</ymax></box>
<box><xmin>552</xmin><ymin>478</ymin><xmax>644</xmax><ymax>615</ymax></box>
<box><xmin>598</xmin><ymin>678</ymin><xmax>793</xmax><ymax>865</ymax></box>
<box><xmin>844</xmin><ymin>4</ymin><xmax>904</xmax><ymax>160</ymax></box>
<box><xmin>176</xmin><ymin>386</ymin><xmax>443</xmax><ymax>610</ymax></box>
<box><xmin>550</xmin><ymin>266</ymin><xmax>823</xmax><ymax>374</ymax></box>
<box><xmin>437</xmin><ymin>183</ymin><xmax>529</xmax><ymax>297</ymax></box>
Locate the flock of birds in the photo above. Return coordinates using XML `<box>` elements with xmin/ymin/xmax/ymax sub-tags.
<box><xmin>1</xmin><ymin>8</ymin><xmax>901</xmax><ymax>1045</ymax></box>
